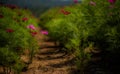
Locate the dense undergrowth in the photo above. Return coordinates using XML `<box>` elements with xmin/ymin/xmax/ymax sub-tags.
<box><xmin>0</xmin><ymin>0</ymin><xmax>120</xmax><ymax>73</ymax></box>
<box><xmin>0</xmin><ymin>5</ymin><xmax>39</xmax><ymax>74</ymax></box>
<box><xmin>39</xmin><ymin>0</ymin><xmax>120</xmax><ymax>73</ymax></box>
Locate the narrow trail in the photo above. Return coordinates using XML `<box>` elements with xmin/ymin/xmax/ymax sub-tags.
<box><xmin>21</xmin><ymin>27</ymin><xmax>77</xmax><ymax>74</ymax></box>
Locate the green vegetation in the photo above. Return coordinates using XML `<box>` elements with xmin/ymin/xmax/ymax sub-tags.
<box><xmin>0</xmin><ymin>5</ymin><xmax>39</xmax><ymax>73</ymax></box>
<box><xmin>39</xmin><ymin>0</ymin><xmax>120</xmax><ymax>73</ymax></box>
<box><xmin>0</xmin><ymin>0</ymin><xmax>120</xmax><ymax>73</ymax></box>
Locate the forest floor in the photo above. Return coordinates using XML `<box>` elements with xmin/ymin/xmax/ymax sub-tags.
<box><xmin>20</xmin><ymin>27</ymin><xmax>77</xmax><ymax>74</ymax></box>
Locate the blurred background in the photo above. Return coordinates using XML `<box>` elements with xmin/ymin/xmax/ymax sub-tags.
<box><xmin>0</xmin><ymin>0</ymin><xmax>81</xmax><ymax>15</ymax></box>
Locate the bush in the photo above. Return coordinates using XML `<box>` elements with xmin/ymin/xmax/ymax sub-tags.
<box><xmin>80</xmin><ymin>0</ymin><xmax>120</xmax><ymax>53</ymax></box>
<box><xmin>39</xmin><ymin>4</ymin><xmax>91</xmax><ymax>72</ymax></box>
<box><xmin>0</xmin><ymin>5</ymin><xmax>39</xmax><ymax>73</ymax></box>
<box><xmin>39</xmin><ymin>0</ymin><xmax>120</xmax><ymax>72</ymax></box>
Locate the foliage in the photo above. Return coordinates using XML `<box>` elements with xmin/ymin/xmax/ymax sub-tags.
<box><xmin>0</xmin><ymin>5</ymin><xmax>39</xmax><ymax>73</ymax></box>
<box><xmin>39</xmin><ymin>0</ymin><xmax>120</xmax><ymax>72</ymax></box>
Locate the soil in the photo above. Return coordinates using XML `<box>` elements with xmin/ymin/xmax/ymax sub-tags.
<box><xmin>20</xmin><ymin>27</ymin><xmax>77</xmax><ymax>74</ymax></box>
<box><xmin>1</xmin><ymin>27</ymin><xmax>115</xmax><ymax>74</ymax></box>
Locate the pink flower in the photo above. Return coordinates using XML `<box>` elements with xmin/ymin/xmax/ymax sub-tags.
<box><xmin>41</xmin><ymin>30</ymin><xmax>48</xmax><ymax>35</ymax></box>
<box><xmin>73</xmin><ymin>0</ymin><xmax>78</xmax><ymax>3</ymax></box>
<box><xmin>108</xmin><ymin>0</ymin><xmax>116</xmax><ymax>4</ymax></box>
<box><xmin>6</xmin><ymin>29</ymin><xmax>14</xmax><ymax>33</ymax></box>
<box><xmin>27</xmin><ymin>24</ymin><xmax>36</xmax><ymax>30</ymax></box>
<box><xmin>89</xmin><ymin>1</ymin><xmax>96</xmax><ymax>6</ymax></box>
<box><xmin>22</xmin><ymin>17</ymin><xmax>28</xmax><ymax>22</ymax></box>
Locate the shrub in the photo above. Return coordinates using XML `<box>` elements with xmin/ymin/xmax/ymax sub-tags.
<box><xmin>0</xmin><ymin>5</ymin><xmax>39</xmax><ymax>73</ymax></box>
<box><xmin>39</xmin><ymin>0</ymin><xmax>120</xmax><ymax>72</ymax></box>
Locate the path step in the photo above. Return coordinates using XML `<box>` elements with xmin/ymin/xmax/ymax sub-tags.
<box><xmin>20</xmin><ymin>27</ymin><xmax>76</xmax><ymax>74</ymax></box>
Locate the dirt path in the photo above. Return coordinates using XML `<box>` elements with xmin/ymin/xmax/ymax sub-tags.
<box><xmin>21</xmin><ymin>28</ymin><xmax>77</xmax><ymax>74</ymax></box>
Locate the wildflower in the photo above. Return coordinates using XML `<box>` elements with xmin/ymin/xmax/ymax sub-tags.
<box><xmin>60</xmin><ymin>9</ymin><xmax>65</xmax><ymax>13</ymax></box>
<box><xmin>22</xmin><ymin>17</ymin><xmax>28</xmax><ymax>22</ymax></box>
<box><xmin>60</xmin><ymin>9</ymin><xmax>71</xmax><ymax>15</ymax></box>
<box><xmin>27</xmin><ymin>24</ymin><xmax>36</xmax><ymax>30</ymax></box>
<box><xmin>89</xmin><ymin>1</ymin><xmax>96</xmax><ymax>6</ymax></box>
<box><xmin>0</xmin><ymin>14</ymin><xmax>4</xmax><ymax>18</ymax></box>
<box><xmin>108</xmin><ymin>0</ymin><xmax>116</xmax><ymax>4</ymax></box>
<box><xmin>63</xmin><ymin>11</ymin><xmax>71</xmax><ymax>15</ymax></box>
<box><xmin>73</xmin><ymin>0</ymin><xmax>78</xmax><ymax>3</ymax></box>
<box><xmin>41</xmin><ymin>30</ymin><xmax>48</xmax><ymax>35</ymax></box>
<box><xmin>30</xmin><ymin>31</ymin><xmax>37</xmax><ymax>36</ymax></box>
<box><xmin>6</xmin><ymin>29</ymin><xmax>14</xmax><ymax>33</ymax></box>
